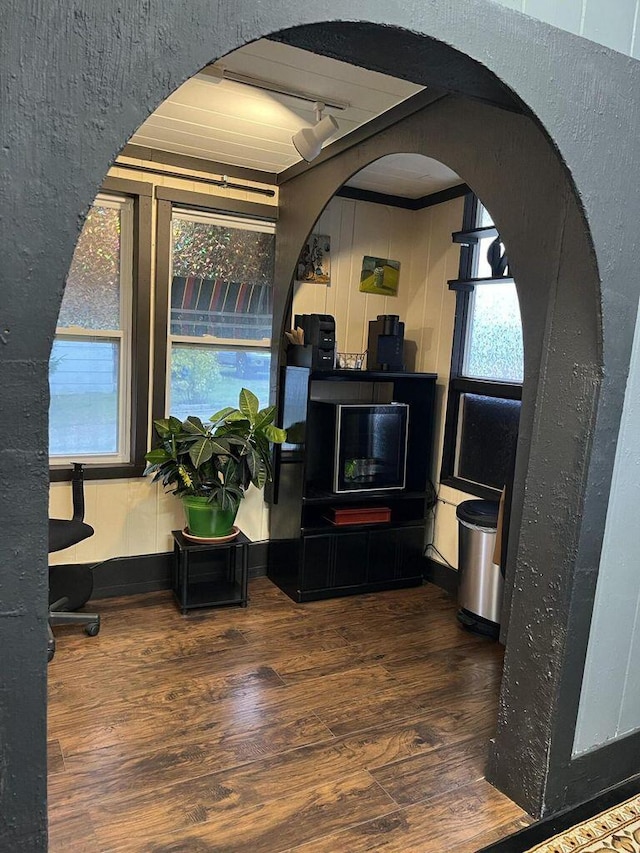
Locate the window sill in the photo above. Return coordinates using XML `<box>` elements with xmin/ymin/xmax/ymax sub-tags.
<box><xmin>439</xmin><ymin>476</ymin><xmax>502</xmax><ymax>502</ymax></box>
<box><xmin>49</xmin><ymin>462</ymin><xmax>146</xmax><ymax>482</ymax></box>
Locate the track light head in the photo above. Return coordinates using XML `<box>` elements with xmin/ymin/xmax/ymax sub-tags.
<box><xmin>292</xmin><ymin>104</ymin><xmax>339</xmax><ymax>162</ymax></box>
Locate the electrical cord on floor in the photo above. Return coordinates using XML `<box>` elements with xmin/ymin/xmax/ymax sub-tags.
<box><xmin>425</xmin><ymin>542</ymin><xmax>456</xmax><ymax>570</ymax></box>
<box><xmin>423</xmin><ymin>481</ymin><xmax>457</xmax><ymax>569</ymax></box>
<box><xmin>425</xmin><ymin>478</ymin><xmax>438</xmax><ymax>514</ymax></box>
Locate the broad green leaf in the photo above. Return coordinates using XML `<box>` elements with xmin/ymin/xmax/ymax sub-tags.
<box><xmin>253</xmin><ymin>457</ymin><xmax>267</xmax><ymax>489</ymax></box>
<box><xmin>264</xmin><ymin>424</ymin><xmax>287</xmax><ymax>444</ymax></box>
<box><xmin>245</xmin><ymin>446</ymin><xmax>259</xmax><ymax>478</ymax></box>
<box><xmin>219</xmin><ymin>458</ymin><xmax>236</xmax><ymax>482</ymax></box>
<box><xmin>239</xmin><ymin>388</ymin><xmax>259</xmax><ymax>424</ymax></box>
<box><xmin>208</xmin><ymin>406</ymin><xmax>236</xmax><ymax>424</ymax></box>
<box><xmin>183</xmin><ymin>416</ymin><xmax>207</xmax><ymax>434</ymax></box>
<box><xmin>208</xmin><ymin>438</ymin><xmax>231</xmax><ymax>455</ymax></box>
<box><xmin>254</xmin><ymin>406</ymin><xmax>276</xmax><ymax>430</ymax></box>
<box><xmin>152</xmin><ymin>418</ymin><xmax>171</xmax><ymax>438</ymax></box>
<box><xmin>215</xmin><ymin>419</ymin><xmax>250</xmax><ymax>436</ymax></box>
<box><xmin>189</xmin><ymin>437</ymin><xmax>213</xmax><ymax>468</ymax></box>
<box><xmin>144</xmin><ymin>448</ymin><xmax>172</xmax><ymax>466</ymax></box>
<box><xmin>225</xmin><ymin>435</ymin><xmax>249</xmax><ymax>449</ymax></box>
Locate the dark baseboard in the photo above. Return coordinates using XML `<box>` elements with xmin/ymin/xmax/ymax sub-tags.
<box><xmin>91</xmin><ymin>553</ymin><xmax>172</xmax><ymax>599</ymax></box>
<box><xmin>248</xmin><ymin>541</ymin><xmax>269</xmax><ymax>579</ymax></box>
<box><xmin>80</xmin><ymin>541</ymin><xmax>269</xmax><ymax>600</ymax></box>
<box><xmin>70</xmin><ymin>547</ymin><xmax>454</xmax><ymax>601</ymax></box>
<box><xmin>478</xmin><ymin>772</ymin><xmax>640</xmax><ymax>852</ymax></box>
<box><xmin>423</xmin><ymin>556</ymin><xmax>458</xmax><ymax>596</ymax></box>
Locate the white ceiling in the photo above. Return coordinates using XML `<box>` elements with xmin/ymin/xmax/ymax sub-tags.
<box><xmin>128</xmin><ymin>39</ymin><xmax>462</xmax><ymax>198</ymax></box>
<box><xmin>346</xmin><ymin>153</ymin><xmax>461</xmax><ymax>199</ymax></box>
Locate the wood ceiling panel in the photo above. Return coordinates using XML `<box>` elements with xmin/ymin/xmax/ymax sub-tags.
<box><xmin>150</xmin><ymin>102</ymin><xmax>360</xmax><ymax>145</ymax></box>
<box><xmin>232</xmin><ymin>39</ymin><xmax>423</xmax><ymax>96</ymax></box>
<box><xmin>128</xmin><ymin>38</ymin><xmax>461</xmax><ymax>196</ymax></box>
<box><xmin>131</xmin><ymin>132</ymin><xmax>293</xmax><ymax>170</ymax></box>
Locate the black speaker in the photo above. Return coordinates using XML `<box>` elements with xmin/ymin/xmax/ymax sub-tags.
<box><xmin>367</xmin><ymin>315</ymin><xmax>405</xmax><ymax>371</ymax></box>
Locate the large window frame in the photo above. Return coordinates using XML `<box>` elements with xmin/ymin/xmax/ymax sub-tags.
<box><xmin>152</xmin><ymin>186</ymin><xmax>277</xmax><ymax>425</ymax></box>
<box><xmin>49</xmin><ymin>177</ymin><xmax>153</xmax><ymax>482</ymax></box>
<box><xmin>440</xmin><ymin>192</ymin><xmax>523</xmax><ymax>500</ymax></box>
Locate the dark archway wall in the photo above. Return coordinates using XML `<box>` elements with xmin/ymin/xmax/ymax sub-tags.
<box><xmin>3</xmin><ymin>1</ymin><xmax>640</xmax><ymax>847</ymax></box>
<box><xmin>273</xmin><ymin>90</ymin><xmax>602</xmax><ymax>814</ymax></box>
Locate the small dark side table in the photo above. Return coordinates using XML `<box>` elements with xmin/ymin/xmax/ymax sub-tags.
<box><xmin>171</xmin><ymin>529</ymin><xmax>250</xmax><ymax>614</ymax></box>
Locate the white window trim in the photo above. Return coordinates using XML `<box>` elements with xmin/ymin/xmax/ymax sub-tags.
<box><xmin>165</xmin><ymin>208</ymin><xmax>274</xmax><ymax>417</ymax></box>
<box><xmin>50</xmin><ymin>194</ymin><xmax>133</xmax><ymax>465</ymax></box>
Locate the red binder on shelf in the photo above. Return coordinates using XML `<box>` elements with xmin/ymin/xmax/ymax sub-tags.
<box><xmin>325</xmin><ymin>506</ymin><xmax>392</xmax><ymax>526</ymax></box>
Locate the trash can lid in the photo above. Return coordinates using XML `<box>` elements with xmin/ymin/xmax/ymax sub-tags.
<box><xmin>456</xmin><ymin>499</ymin><xmax>499</xmax><ymax>527</ymax></box>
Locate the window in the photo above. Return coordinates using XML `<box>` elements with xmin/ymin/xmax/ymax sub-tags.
<box><xmin>50</xmin><ymin>195</ymin><xmax>133</xmax><ymax>463</ymax></box>
<box><xmin>49</xmin><ymin>179</ymin><xmax>152</xmax><ymax>480</ymax></box>
<box><xmin>441</xmin><ymin>195</ymin><xmax>523</xmax><ymax>499</ymax></box>
<box><xmin>463</xmin><ymin>282</ymin><xmax>523</xmax><ymax>383</ymax></box>
<box><xmin>165</xmin><ymin>209</ymin><xmax>275</xmax><ymax>421</ymax></box>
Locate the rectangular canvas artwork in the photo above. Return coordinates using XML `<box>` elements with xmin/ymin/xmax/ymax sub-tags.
<box><xmin>359</xmin><ymin>256</ymin><xmax>400</xmax><ymax>296</ymax></box>
<box><xmin>296</xmin><ymin>234</ymin><xmax>331</xmax><ymax>285</ymax></box>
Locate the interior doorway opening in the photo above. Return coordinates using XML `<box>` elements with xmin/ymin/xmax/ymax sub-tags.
<box><xmin>19</xmin><ymin>14</ymin><xmax>610</xmax><ymax>852</ymax></box>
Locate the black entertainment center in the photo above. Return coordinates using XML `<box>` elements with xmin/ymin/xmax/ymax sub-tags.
<box><xmin>267</xmin><ymin>367</ymin><xmax>437</xmax><ymax>602</ymax></box>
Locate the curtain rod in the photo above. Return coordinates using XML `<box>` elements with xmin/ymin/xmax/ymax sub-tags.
<box><xmin>113</xmin><ymin>160</ymin><xmax>277</xmax><ymax>197</ymax></box>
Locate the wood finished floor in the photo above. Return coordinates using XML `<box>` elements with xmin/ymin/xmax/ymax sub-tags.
<box><xmin>47</xmin><ymin>578</ymin><xmax>530</xmax><ymax>852</ymax></box>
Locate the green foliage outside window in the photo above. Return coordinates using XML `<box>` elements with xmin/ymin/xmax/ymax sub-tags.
<box><xmin>170</xmin><ymin>347</ymin><xmax>222</xmax><ymax>408</ymax></box>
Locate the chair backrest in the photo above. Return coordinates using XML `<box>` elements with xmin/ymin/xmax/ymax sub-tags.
<box><xmin>49</xmin><ymin>463</ymin><xmax>94</xmax><ymax>554</ymax></box>
<box><xmin>49</xmin><ymin>463</ymin><xmax>96</xmax><ymax>613</ymax></box>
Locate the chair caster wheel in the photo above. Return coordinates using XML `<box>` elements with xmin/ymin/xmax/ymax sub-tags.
<box><xmin>85</xmin><ymin>620</ymin><xmax>100</xmax><ymax>637</ymax></box>
<box><xmin>48</xmin><ymin>645</ymin><xmax>55</xmax><ymax>662</ymax></box>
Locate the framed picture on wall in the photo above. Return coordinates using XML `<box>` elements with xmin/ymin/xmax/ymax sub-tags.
<box><xmin>359</xmin><ymin>255</ymin><xmax>400</xmax><ymax>296</ymax></box>
<box><xmin>296</xmin><ymin>234</ymin><xmax>331</xmax><ymax>285</ymax></box>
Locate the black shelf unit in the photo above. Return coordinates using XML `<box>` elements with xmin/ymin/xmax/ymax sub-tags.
<box><xmin>172</xmin><ymin>529</ymin><xmax>249</xmax><ymax>614</ymax></box>
<box><xmin>268</xmin><ymin>368</ymin><xmax>437</xmax><ymax>602</ymax></box>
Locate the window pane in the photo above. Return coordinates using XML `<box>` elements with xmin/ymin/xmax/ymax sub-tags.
<box><xmin>169</xmin><ymin>344</ymin><xmax>271</xmax><ymax>423</ymax></box>
<box><xmin>49</xmin><ymin>338</ymin><xmax>120</xmax><ymax>455</ymax></box>
<box><xmin>59</xmin><ymin>203</ymin><xmax>122</xmax><ymax>330</ymax></box>
<box><xmin>170</xmin><ymin>275</ymin><xmax>272</xmax><ymax>340</ymax></box>
<box><xmin>455</xmin><ymin>393</ymin><xmax>520</xmax><ymax>490</ymax></box>
<box><xmin>464</xmin><ymin>282</ymin><xmax>524</xmax><ymax>382</ymax></box>
<box><xmin>171</xmin><ymin>217</ymin><xmax>274</xmax><ymax>341</ymax></box>
<box><xmin>478</xmin><ymin>204</ymin><xmax>494</xmax><ymax>227</ymax></box>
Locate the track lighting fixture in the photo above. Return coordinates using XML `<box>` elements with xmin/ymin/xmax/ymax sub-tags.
<box><xmin>198</xmin><ymin>66</ymin><xmax>343</xmax><ymax>163</ymax></box>
<box><xmin>291</xmin><ymin>102</ymin><xmax>339</xmax><ymax>162</ymax></box>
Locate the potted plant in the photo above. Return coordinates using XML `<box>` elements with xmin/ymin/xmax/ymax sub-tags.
<box><xmin>144</xmin><ymin>388</ymin><xmax>286</xmax><ymax>540</ymax></box>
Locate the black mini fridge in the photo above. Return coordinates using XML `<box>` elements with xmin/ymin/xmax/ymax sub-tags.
<box><xmin>307</xmin><ymin>401</ymin><xmax>409</xmax><ymax>493</ymax></box>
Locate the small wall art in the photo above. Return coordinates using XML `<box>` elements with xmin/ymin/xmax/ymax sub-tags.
<box><xmin>359</xmin><ymin>255</ymin><xmax>400</xmax><ymax>297</ymax></box>
<box><xmin>295</xmin><ymin>234</ymin><xmax>331</xmax><ymax>285</ymax></box>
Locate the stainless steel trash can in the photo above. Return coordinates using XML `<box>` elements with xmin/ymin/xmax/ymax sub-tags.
<box><xmin>456</xmin><ymin>499</ymin><xmax>502</xmax><ymax>637</ymax></box>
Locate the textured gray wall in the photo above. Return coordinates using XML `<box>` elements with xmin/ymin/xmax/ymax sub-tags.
<box><xmin>494</xmin><ymin>0</ymin><xmax>640</xmax><ymax>57</ymax></box>
<box><xmin>3</xmin><ymin>1</ymin><xmax>640</xmax><ymax>846</ymax></box>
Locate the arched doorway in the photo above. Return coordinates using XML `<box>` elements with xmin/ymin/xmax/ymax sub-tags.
<box><xmin>272</xmin><ymin>91</ymin><xmax>600</xmax><ymax>814</ymax></box>
<box><xmin>4</xmin><ymin>5</ymin><xmax>640</xmax><ymax>847</ymax></box>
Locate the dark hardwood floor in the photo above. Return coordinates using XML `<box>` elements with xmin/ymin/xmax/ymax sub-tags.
<box><xmin>47</xmin><ymin>578</ymin><xmax>530</xmax><ymax>852</ymax></box>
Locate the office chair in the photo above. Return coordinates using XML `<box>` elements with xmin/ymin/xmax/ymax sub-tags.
<box><xmin>48</xmin><ymin>463</ymin><xmax>101</xmax><ymax>662</ymax></box>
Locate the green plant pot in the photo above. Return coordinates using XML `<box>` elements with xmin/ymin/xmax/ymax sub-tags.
<box><xmin>182</xmin><ymin>496</ymin><xmax>238</xmax><ymax>539</ymax></box>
